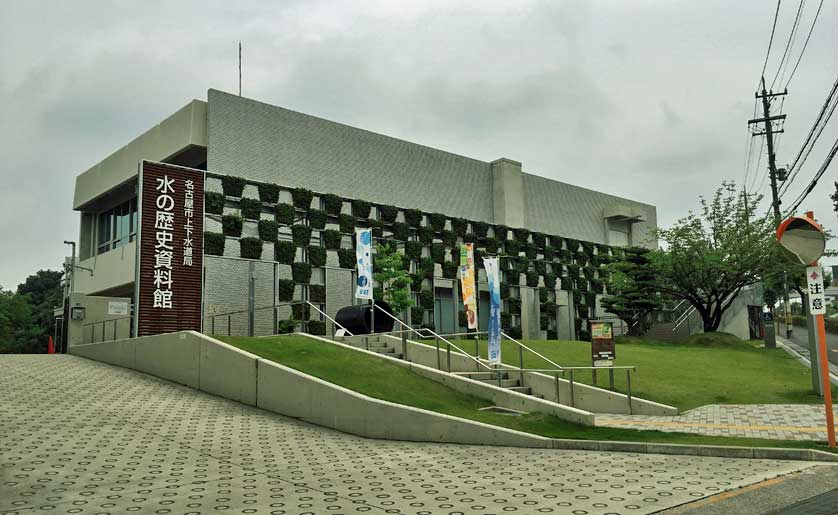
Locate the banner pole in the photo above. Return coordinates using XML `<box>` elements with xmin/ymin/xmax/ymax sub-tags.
<box><xmin>815</xmin><ymin>312</ymin><xmax>836</xmax><ymax>447</ymax></box>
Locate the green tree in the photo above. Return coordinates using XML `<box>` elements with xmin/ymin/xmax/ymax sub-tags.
<box><xmin>17</xmin><ymin>270</ymin><xmax>63</xmax><ymax>339</ymax></box>
<box><xmin>0</xmin><ymin>287</ymin><xmax>42</xmax><ymax>353</ymax></box>
<box><xmin>373</xmin><ymin>243</ymin><xmax>414</xmax><ymax>319</ymax></box>
<box><xmin>601</xmin><ymin>246</ymin><xmax>662</xmax><ymax>336</ymax></box>
<box><xmin>652</xmin><ymin>183</ymin><xmax>775</xmax><ymax>332</ymax></box>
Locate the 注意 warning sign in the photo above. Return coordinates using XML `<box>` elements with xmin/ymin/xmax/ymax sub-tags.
<box><xmin>135</xmin><ymin>161</ymin><xmax>205</xmax><ymax>336</ymax></box>
<box><xmin>806</xmin><ymin>266</ymin><xmax>826</xmax><ymax>315</ymax></box>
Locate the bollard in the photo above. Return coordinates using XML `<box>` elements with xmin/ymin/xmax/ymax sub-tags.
<box><xmin>569</xmin><ymin>370</ymin><xmax>575</xmax><ymax>407</ymax></box>
<box><xmin>401</xmin><ymin>332</ymin><xmax>407</xmax><ymax>361</ymax></box>
<box><xmin>518</xmin><ymin>344</ymin><xmax>524</xmax><ymax>383</ymax></box>
<box><xmin>474</xmin><ymin>337</ymin><xmax>480</xmax><ymax>372</ymax></box>
<box><xmin>626</xmin><ymin>369</ymin><xmax>633</xmax><ymax>415</ymax></box>
<box><xmin>609</xmin><ymin>368</ymin><xmax>615</xmax><ymax>390</ymax></box>
<box><xmin>436</xmin><ymin>337</ymin><xmax>441</xmax><ymax>370</ymax></box>
<box><xmin>228</xmin><ymin>315</ymin><xmax>232</xmax><ymax>336</ymax></box>
<box><xmin>554</xmin><ymin>374</ymin><xmax>561</xmax><ymax>404</ymax></box>
<box><xmin>446</xmin><ymin>341</ymin><xmax>451</xmax><ymax>372</ymax></box>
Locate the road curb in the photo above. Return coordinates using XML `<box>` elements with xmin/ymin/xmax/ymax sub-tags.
<box><xmin>548</xmin><ymin>438</ymin><xmax>838</xmax><ymax>462</ymax></box>
<box><xmin>776</xmin><ymin>337</ymin><xmax>838</xmax><ymax>385</ymax></box>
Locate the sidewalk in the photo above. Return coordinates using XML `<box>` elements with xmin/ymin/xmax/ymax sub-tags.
<box><xmin>596</xmin><ymin>404</ymin><xmax>838</xmax><ymax>441</ymax></box>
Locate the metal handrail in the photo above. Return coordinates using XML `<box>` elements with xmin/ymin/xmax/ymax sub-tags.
<box><xmin>500</xmin><ymin>330</ymin><xmax>565</xmax><ymax>371</ymax></box>
<box><xmin>82</xmin><ymin>315</ymin><xmax>133</xmax><ymax>344</ymax></box>
<box><xmin>672</xmin><ymin>304</ymin><xmax>697</xmax><ymax>332</ymax></box>
<box><xmin>373</xmin><ymin>304</ymin><xmax>495</xmax><ymax>373</ymax></box>
<box><xmin>305</xmin><ymin>301</ymin><xmax>353</xmax><ymax>336</ymax></box>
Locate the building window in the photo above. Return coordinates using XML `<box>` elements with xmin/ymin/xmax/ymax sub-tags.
<box><xmin>97</xmin><ymin>198</ymin><xmax>137</xmax><ymax>255</ymax></box>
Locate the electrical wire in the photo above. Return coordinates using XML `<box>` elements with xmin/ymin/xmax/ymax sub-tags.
<box><xmin>771</xmin><ymin>0</ymin><xmax>806</xmax><ymax>91</ymax></box>
<box><xmin>761</xmin><ymin>0</ymin><xmax>783</xmax><ymax>82</ymax></box>
<box><xmin>784</xmin><ymin>0</ymin><xmax>825</xmax><ymax>89</ymax></box>
<box><xmin>784</xmin><ymin>134</ymin><xmax>838</xmax><ymax>214</ymax></box>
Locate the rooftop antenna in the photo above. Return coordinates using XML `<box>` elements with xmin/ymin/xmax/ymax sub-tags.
<box><xmin>238</xmin><ymin>41</ymin><xmax>242</xmax><ymax>96</ymax></box>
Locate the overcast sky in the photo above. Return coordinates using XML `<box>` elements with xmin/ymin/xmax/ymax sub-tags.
<box><xmin>1</xmin><ymin>0</ymin><xmax>837</xmax><ymax>290</ymax></box>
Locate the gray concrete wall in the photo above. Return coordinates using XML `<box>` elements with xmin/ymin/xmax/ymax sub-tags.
<box><xmin>73</xmin><ymin>241</ymin><xmax>136</xmax><ymax>296</ymax></box>
<box><xmin>66</xmin><ymin>293</ymin><xmax>132</xmax><ymax>347</ymax></box>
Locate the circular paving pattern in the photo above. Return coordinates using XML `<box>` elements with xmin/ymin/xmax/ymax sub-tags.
<box><xmin>0</xmin><ymin>355</ymin><xmax>815</xmax><ymax>514</ymax></box>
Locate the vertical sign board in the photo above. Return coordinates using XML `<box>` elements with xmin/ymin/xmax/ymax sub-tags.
<box><xmin>590</xmin><ymin>320</ymin><xmax>615</xmax><ymax>367</ymax></box>
<box><xmin>806</xmin><ymin>266</ymin><xmax>826</xmax><ymax>315</ymax></box>
<box><xmin>135</xmin><ymin>161</ymin><xmax>204</xmax><ymax>337</ymax></box>
<box><xmin>459</xmin><ymin>243</ymin><xmax>478</xmax><ymax>330</ymax></box>
<box><xmin>355</xmin><ymin>228</ymin><xmax>373</xmax><ymax>300</ymax></box>
<box><xmin>484</xmin><ymin>257</ymin><xmax>502</xmax><ymax>365</ymax></box>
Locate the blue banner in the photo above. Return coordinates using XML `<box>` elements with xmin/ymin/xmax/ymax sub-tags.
<box><xmin>355</xmin><ymin>228</ymin><xmax>373</xmax><ymax>299</ymax></box>
<box><xmin>483</xmin><ymin>256</ymin><xmax>501</xmax><ymax>364</ymax></box>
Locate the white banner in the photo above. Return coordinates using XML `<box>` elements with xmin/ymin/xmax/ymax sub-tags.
<box><xmin>355</xmin><ymin>228</ymin><xmax>373</xmax><ymax>299</ymax></box>
<box><xmin>484</xmin><ymin>256</ymin><xmax>502</xmax><ymax>365</ymax></box>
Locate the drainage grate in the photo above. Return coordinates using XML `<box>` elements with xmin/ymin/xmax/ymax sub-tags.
<box><xmin>478</xmin><ymin>406</ymin><xmax>528</xmax><ymax>416</ymax></box>
<box><xmin>770</xmin><ymin>488</ymin><xmax>838</xmax><ymax>515</ymax></box>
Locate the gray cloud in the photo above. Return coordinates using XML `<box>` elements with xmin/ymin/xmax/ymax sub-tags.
<box><xmin>1</xmin><ymin>0</ymin><xmax>837</xmax><ymax>289</ymax></box>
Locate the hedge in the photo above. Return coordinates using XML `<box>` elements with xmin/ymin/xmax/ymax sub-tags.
<box><xmin>257</xmin><ymin>220</ymin><xmax>278</xmax><ymax>242</ymax></box>
<box><xmin>505</xmin><ymin>239</ymin><xmax>521</xmax><ymax>256</ymax></box>
<box><xmin>532</xmin><ymin>232</ymin><xmax>546</xmax><ymax>248</ymax></box>
<box><xmin>452</xmin><ymin>218</ymin><xmax>468</xmax><ymax>236</ymax></box>
<box><xmin>514</xmin><ymin>228</ymin><xmax>530</xmax><ymax>241</ymax></box>
<box><xmin>276</xmin><ymin>203</ymin><xmax>296</xmax><ymax>225</ymax></box>
<box><xmin>292</xmin><ymin>303</ymin><xmax>309</xmax><ymax>320</ymax></box>
<box><xmin>221</xmin><ymin>214</ymin><xmax>243</xmax><ymax>237</ymax></box>
<box><xmin>339</xmin><ymin>213</ymin><xmax>355</xmax><ymax>233</ymax></box>
<box><xmin>307</xmin><ymin>320</ymin><xmax>327</xmax><ymax>335</ymax></box>
<box><xmin>275</xmin><ymin>241</ymin><xmax>296</xmax><ymax>264</ymax></box>
<box><xmin>322</xmin><ymin>193</ymin><xmax>343</xmax><ymax>215</ymax></box>
<box><xmin>291</xmin><ymin>262</ymin><xmax>312</xmax><ymax>283</ymax></box>
<box><xmin>391</xmin><ymin>222</ymin><xmax>410</xmax><ymax>241</ymax></box>
<box><xmin>291</xmin><ymin>224</ymin><xmax>312</xmax><ymax>246</ymax></box>
<box><xmin>495</xmin><ymin>225</ymin><xmax>508</xmax><ymax>241</ymax></box>
<box><xmin>524</xmin><ymin>242</ymin><xmax>538</xmax><ymax>259</ymax></box>
<box><xmin>308</xmin><ymin>209</ymin><xmax>327</xmax><ymax>230</ymax></box>
<box><xmin>291</xmin><ymin>188</ymin><xmax>313</xmax><ymax>210</ymax></box>
<box><xmin>483</xmin><ymin>237</ymin><xmax>500</xmax><ymax>254</ymax></box>
<box><xmin>277</xmin><ymin>279</ymin><xmax>295</xmax><ymax>301</ymax></box>
<box><xmin>442</xmin><ymin>261</ymin><xmax>458</xmax><ymax>279</ymax></box>
<box><xmin>429</xmin><ymin>213</ymin><xmax>446</xmax><ymax>232</ymax></box>
<box><xmin>221</xmin><ymin>176</ymin><xmax>246</xmax><ymax>197</ymax></box>
<box><xmin>420</xmin><ymin>257</ymin><xmax>435</xmax><ymax>278</ymax></box>
<box><xmin>257</xmin><ymin>183</ymin><xmax>280</xmax><ymax>204</ymax></box>
<box><xmin>526</xmin><ymin>271</ymin><xmax>540</xmax><ymax>287</ymax></box>
<box><xmin>379</xmin><ymin>204</ymin><xmax>399</xmax><ymax>223</ymax></box>
<box><xmin>440</xmin><ymin>230</ymin><xmax>457</xmax><ymax>247</ymax></box>
<box><xmin>205</xmin><ymin>192</ymin><xmax>225</xmax><ymax>215</ymax></box>
<box><xmin>405</xmin><ymin>209</ymin><xmax>423</xmax><ymax>228</ymax></box>
<box><xmin>204</xmin><ymin>232</ymin><xmax>225</xmax><ymax>256</ymax></box>
<box><xmin>410</xmin><ymin>273</ymin><xmax>424</xmax><ymax>292</ymax></box>
<box><xmin>308</xmin><ymin>246</ymin><xmax>327</xmax><ymax>267</ymax></box>
<box><xmin>500</xmin><ymin>312</ymin><xmax>512</xmax><ymax>329</ymax></box>
<box><xmin>239</xmin><ymin>237</ymin><xmax>263</xmax><ymax>259</ymax></box>
<box><xmin>352</xmin><ymin>199</ymin><xmax>371</xmax><ymax>219</ymax></box>
<box><xmin>507</xmin><ymin>326</ymin><xmax>523</xmax><ymax>339</ymax></box>
<box><xmin>418</xmin><ymin>226</ymin><xmax>434</xmax><ymax>244</ymax></box>
<box><xmin>431</xmin><ymin>243</ymin><xmax>446</xmax><ymax>264</ymax></box>
<box><xmin>338</xmin><ymin>248</ymin><xmax>355</xmax><ymax>269</ymax></box>
<box><xmin>405</xmin><ymin>241</ymin><xmax>423</xmax><ymax>261</ymax></box>
<box><xmin>473</xmin><ymin>221</ymin><xmax>489</xmax><ymax>238</ymax></box>
<box><xmin>323</xmin><ymin>229</ymin><xmax>343</xmax><ymax>250</ymax></box>
<box><xmin>309</xmin><ymin>284</ymin><xmax>326</xmax><ymax>303</ymax></box>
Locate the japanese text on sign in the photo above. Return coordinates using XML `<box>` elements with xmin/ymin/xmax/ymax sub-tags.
<box><xmin>806</xmin><ymin>266</ymin><xmax>826</xmax><ymax>315</ymax></box>
<box><xmin>153</xmin><ymin>175</ymin><xmax>175</xmax><ymax>309</ymax></box>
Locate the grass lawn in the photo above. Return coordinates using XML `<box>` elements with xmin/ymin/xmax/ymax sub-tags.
<box><xmin>218</xmin><ymin>334</ymin><xmax>836</xmax><ymax>454</ymax></box>
<box><xmin>456</xmin><ymin>335</ymin><xmax>838</xmax><ymax>411</ymax></box>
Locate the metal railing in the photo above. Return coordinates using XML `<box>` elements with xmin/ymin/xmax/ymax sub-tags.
<box><xmin>207</xmin><ymin>301</ymin><xmax>306</xmax><ymax>336</ymax></box>
<box><xmin>82</xmin><ymin>316</ymin><xmax>133</xmax><ymax>344</ymax></box>
<box><xmin>305</xmin><ymin>301</ymin><xmax>353</xmax><ymax>337</ymax></box>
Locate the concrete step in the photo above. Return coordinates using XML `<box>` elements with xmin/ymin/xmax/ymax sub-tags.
<box><xmin>453</xmin><ymin>371</ymin><xmax>509</xmax><ymax>380</ymax></box>
<box><xmin>507</xmin><ymin>386</ymin><xmax>532</xmax><ymax>395</ymax></box>
<box><xmin>371</xmin><ymin>347</ymin><xmax>396</xmax><ymax>354</ymax></box>
<box><xmin>476</xmin><ymin>379</ymin><xmax>520</xmax><ymax>388</ymax></box>
<box><xmin>529</xmin><ymin>393</ymin><xmax>544</xmax><ymax>399</ymax></box>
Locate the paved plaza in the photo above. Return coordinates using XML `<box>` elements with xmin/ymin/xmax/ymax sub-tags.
<box><xmin>0</xmin><ymin>355</ymin><xmax>824</xmax><ymax>515</ymax></box>
<box><xmin>597</xmin><ymin>404</ymin><xmax>838</xmax><ymax>441</ymax></box>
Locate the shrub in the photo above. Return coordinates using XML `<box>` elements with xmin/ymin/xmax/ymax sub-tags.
<box><xmin>506</xmin><ymin>324</ymin><xmax>523</xmax><ymax>338</ymax></box>
<box><xmin>500</xmin><ymin>282</ymin><xmax>510</xmax><ymax>299</ymax></box>
<box><xmin>442</xmin><ymin>261</ymin><xmax>458</xmax><ymax>279</ymax></box>
<box><xmin>291</xmin><ymin>224</ymin><xmax>312</xmax><ymax>246</ymax></box>
<box><xmin>368</xmin><ymin>219</ymin><xmax>383</xmax><ymax>238</ymax></box>
<box><xmin>507</xmin><ymin>298</ymin><xmax>521</xmax><ymax>314</ymax></box>
<box><xmin>463</xmin><ymin>233</ymin><xmax>476</xmax><ymax>243</ymax></box>
<box><xmin>429</xmin><ymin>213</ymin><xmax>446</xmax><ymax>231</ymax></box>
<box><xmin>540</xmin><ymin>315</ymin><xmax>550</xmax><ymax>331</ymax></box>
<box><xmin>275</xmin><ymin>203</ymin><xmax>296</xmax><ymax>225</ymax></box>
<box><xmin>473</xmin><ymin>221</ymin><xmax>489</xmax><ymax>238</ymax></box>
<box><xmin>292</xmin><ymin>262</ymin><xmax>312</xmax><ymax>283</ymax></box>
<box><xmin>431</xmin><ymin>243</ymin><xmax>446</xmax><ymax>264</ymax></box>
<box><xmin>275</xmin><ymin>241</ymin><xmax>296</xmax><ymax>264</ymax></box>
<box><xmin>391</xmin><ymin>222</ymin><xmax>410</xmax><ymax>241</ymax></box>
<box><xmin>257</xmin><ymin>183</ymin><xmax>280</xmax><ymax>204</ymax></box>
<box><xmin>534</xmin><ymin>260</ymin><xmax>547</xmax><ymax>276</ymax></box>
<box><xmin>532</xmin><ymin>232</ymin><xmax>546</xmax><ymax>248</ymax></box>
<box><xmin>221</xmin><ymin>214</ymin><xmax>243</xmax><ymax>237</ymax></box>
<box><xmin>550</xmin><ymin>235</ymin><xmax>563</xmax><ymax>248</ymax></box>
<box><xmin>308</xmin><ymin>246</ymin><xmax>327</xmax><ymax>267</ymax></box>
<box><xmin>514</xmin><ymin>228</ymin><xmax>530</xmax><ymax>241</ymax></box>
<box><xmin>418</xmin><ymin>226</ymin><xmax>434</xmax><ymax>244</ymax></box>
<box><xmin>558</xmin><ymin>248</ymin><xmax>572</xmax><ymax>262</ymax></box>
<box><xmin>338</xmin><ymin>248</ymin><xmax>355</xmax><ymax>269</ymax></box>
<box><xmin>441</xmin><ymin>230</ymin><xmax>457</xmax><ymax>247</ymax></box>
<box><xmin>411</xmin><ymin>307</ymin><xmax>424</xmax><ymax>324</ymax></box>
<box><xmin>566</xmin><ymin>238</ymin><xmax>580</xmax><ymax>252</ymax></box>
<box><xmin>494</xmin><ymin>225</ymin><xmax>508</xmax><ymax>241</ymax></box>
<box><xmin>539</xmin><ymin>288</ymin><xmax>550</xmax><ymax>303</ymax></box>
<box><xmin>291</xmin><ymin>188</ymin><xmax>314</xmax><ymax>209</ymax></box>
<box><xmin>322</xmin><ymin>193</ymin><xmax>343</xmax><ymax>215</ymax></box>
<box><xmin>307</xmin><ymin>209</ymin><xmax>327</xmax><ymax>229</ymax></box>
<box><xmin>221</xmin><ymin>176</ymin><xmax>246</xmax><ymax>197</ymax></box>
<box><xmin>339</xmin><ymin>213</ymin><xmax>355</xmax><ymax>233</ymax></box>
<box><xmin>204</xmin><ymin>232</ymin><xmax>225</xmax><ymax>256</ymax></box>
<box><xmin>546</xmin><ymin>330</ymin><xmax>558</xmax><ymax>340</ymax></box>
<box><xmin>405</xmin><ymin>209</ymin><xmax>423</xmax><ymax>228</ymax></box>
<box><xmin>405</xmin><ymin>241</ymin><xmax>423</xmax><ymax>260</ymax></box>
<box><xmin>277</xmin><ymin>279</ymin><xmax>295</xmax><ymax>301</ymax></box>
<box><xmin>567</xmin><ymin>263</ymin><xmax>580</xmax><ymax>277</ymax></box>
<box><xmin>543</xmin><ymin>272</ymin><xmax>557</xmax><ymax>289</ymax></box>
<box><xmin>420</xmin><ymin>289</ymin><xmax>435</xmax><ymax>309</ymax></box>
<box><xmin>524</xmin><ymin>242</ymin><xmax>538</xmax><ymax>259</ymax></box>
<box><xmin>500</xmin><ymin>312</ymin><xmax>512</xmax><ymax>329</ymax></box>
<box><xmin>505</xmin><ymin>239</ymin><xmax>520</xmax><ymax>256</ymax></box>
<box><xmin>543</xmin><ymin>245</ymin><xmax>555</xmax><ymax>260</ymax></box>
<box><xmin>257</xmin><ymin>220</ymin><xmax>278</xmax><ymax>242</ymax></box>
<box><xmin>483</xmin><ymin>237</ymin><xmax>500</xmax><ymax>254</ymax></box>
<box><xmin>352</xmin><ymin>199</ymin><xmax>371</xmax><ymax>219</ymax></box>
<box><xmin>452</xmin><ymin>218</ymin><xmax>468</xmax><ymax>236</ymax></box>
<box><xmin>239</xmin><ymin>237</ymin><xmax>263</xmax><ymax>259</ymax></box>
<box><xmin>205</xmin><ymin>192</ymin><xmax>225</xmax><ymax>215</ymax></box>
<box><xmin>420</xmin><ymin>257</ymin><xmax>435</xmax><ymax>278</ymax></box>
<box><xmin>526</xmin><ymin>271</ymin><xmax>539</xmax><ymax>287</ymax></box>
<box><xmin>292</xmin><ymin>303</ymin><xmax>309</xmax><ymax>320</ymax></box>
<box><xmin>516</xmin><ymin>257</ymin><xmax>530</xmax><ymax>275</ymax></box>
<box><xmin>581</xmin><ymin>241</ymin><xmax>595</xmax><ymax>256</ymax></box>
<box><xmin>309</xmin><ymin>284</ymin><xmax>326</xmax><ymax>303</ymax></box>
<box><xmin>410</xmin><ymin>273</ymin><xmax>424</xmax><ymax>292</ymax></box>
<box><xmin>379</xmin><ymin>204</ymin><xmax>399</xmax><ymax>223</ymax></box>
<box><xmin>323</xmin><ymin>229</ymin><xmax>343</xmax><ymax>250</ymax></box>
<box><xmin>307</xmin><ymin>320</ymin><xmax>326</xmax><ymax>335</ymax></box>
<box><xmin>585</xmin><ymin>291</ymin><xmax>597</xmax><ymax>306</ymax></box>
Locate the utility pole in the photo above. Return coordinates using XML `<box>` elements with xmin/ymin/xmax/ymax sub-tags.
<box><xmin>749</xmin><ymin>76</ymin><xmax>789</xmax><ymax>344</ymax></box>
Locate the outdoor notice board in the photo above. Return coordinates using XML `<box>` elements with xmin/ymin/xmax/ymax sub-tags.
<box><xmin>590</xmin><ymin>320</ymin><xmax>615</xmax><ymax>367</ymax></box>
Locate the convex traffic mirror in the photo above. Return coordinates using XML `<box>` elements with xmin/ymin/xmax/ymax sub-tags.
<box><xmin>776</xmin><ymin>216</ymin><xmax>826</xmax><ymax>265</ymax></box>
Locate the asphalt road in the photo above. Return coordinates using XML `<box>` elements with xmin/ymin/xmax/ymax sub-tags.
<box><xmin>0</xmin><ymin>354</ymin><xmax>828</xmax><ymax>515</ymax></box>
<box><xmin>777</xmin><ymin>321</ymin><xmax>838</xmax><ymax>366</ymax></box>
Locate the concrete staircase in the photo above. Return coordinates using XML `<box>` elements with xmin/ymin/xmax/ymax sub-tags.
<box><xmin>452</xmin><ymin>371</ymin><xmax>544</xmax><ymax>398</ymax></box>
<box><xmin>338</xmin><ymin>334</ymin><xmax>403</xmax><ymax>359</ymax></box>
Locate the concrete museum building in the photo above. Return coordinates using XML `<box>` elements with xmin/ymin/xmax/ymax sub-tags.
<box><xmin>63</xmin><ymin>89</ymin><xmax>659</xmax><ymax>347</ymax></box>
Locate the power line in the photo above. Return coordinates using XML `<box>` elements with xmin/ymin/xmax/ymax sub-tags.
<box><xmin>771</xmin><ymin>0</ymin><xmax>806</xmax><ymax>91</ymax></box>
<box><xmin>761</xmin><ymin>0</ymin><xmax>783</xmax><ymax>81</ymax></box>
<box><xmin>784</xmin><ymin>0</ymin><xmax>825</xmax><ymax>89</ymax></box>
<box><xmin>784</xmin><ymin>134</ymin><xmax>838</xmax><ymax>214</ymax></box>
